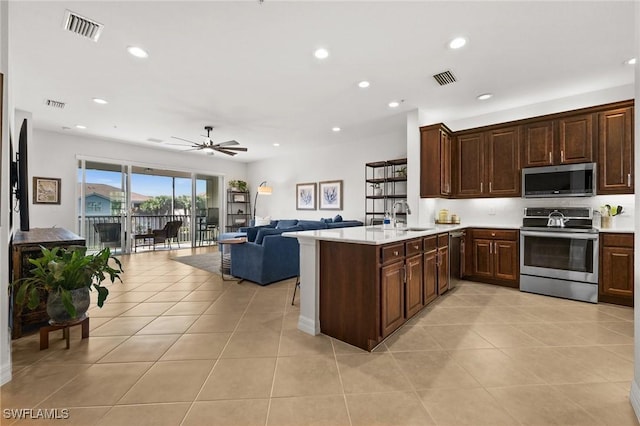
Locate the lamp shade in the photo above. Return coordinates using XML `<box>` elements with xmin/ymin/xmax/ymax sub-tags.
<box><xmin>257</xmin><ymin>185</ymin><xmax>272</xmax><ymax>195</ymax></box>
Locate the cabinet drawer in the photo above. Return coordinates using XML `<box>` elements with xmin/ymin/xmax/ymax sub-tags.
<box><xmin>601</xmin><ymin>233</ymin><xmax>634</xmax><ymax>248</ymax></box>
<box><xmin>381</xmin><ymin>243</ymin><xmax>405</xmax><ymax>264</ymax></box>
<box><xmin>423</xmin><ymin>235</ymin><xmax>437</xmax><ymax>252</ymax></box>
<box><xmin>473</xmin><ymin>229</ymin><xmax>518</xmax><ymax>241</ymax></box>
<box><xmin>405</xmin><ymin>239</ymin><xmax>422</xmax><ymax>256</ymax></box>
<box><xmin>437</xmin><ymin>233</ymin><xmax>449</xmax><ymax>247</ymax></box>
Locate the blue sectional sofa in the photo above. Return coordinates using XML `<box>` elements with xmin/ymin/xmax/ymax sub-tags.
<box><xmin>229</xmin><ymin>218</ymin><xmax>363</xmax><ymax>285</ymax></box>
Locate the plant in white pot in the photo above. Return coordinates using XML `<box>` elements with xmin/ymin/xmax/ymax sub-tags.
<box><xmin>13</xmin><ymin>246</ymin><xmax>123</xmax><ymax>324</ymax></box>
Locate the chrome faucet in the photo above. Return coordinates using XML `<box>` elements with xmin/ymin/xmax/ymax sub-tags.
<box><xmin>392</xmin><ymin>200</ymin><xmax>412</xmax><ymax>226</ymax></box>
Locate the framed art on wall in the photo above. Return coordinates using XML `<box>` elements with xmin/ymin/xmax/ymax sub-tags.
<box><xmin>33</xmin><ymin>177</ymin><xmax>61</xmax><ymax>205</ymax></box>
<box><xmin>296</xmin><ymin>182</ymin><xmax>316</xmax><ymax>210</ymax></box>
<box><xmin>319</xmin><ymin>180</ymin><xmax>343</xmax><ymax>210</ymax></box>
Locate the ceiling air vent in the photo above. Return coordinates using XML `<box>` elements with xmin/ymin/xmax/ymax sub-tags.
<box><xmin>44</xmin><ymin>99</ymin><xmax>66</xmax><ymax>109</ymax></box>
<box><xmin>433</xmin><ymin>70</ymin><xmax>457</xmax><ymax>86</ymax></box>
<box><xmin>62</xmin><ymin>10</ymin><xmax>104</xmax><ymax>42</ymax></box>
<box><xmin>146</xmin><ymin>138</ymin><xmax>163</xmax><ymax>143</ymax></box>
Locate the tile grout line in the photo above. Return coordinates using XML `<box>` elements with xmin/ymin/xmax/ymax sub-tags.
<box><xmin>330</xmin><ymin>338</ymin><xmax>353</xmax><ymax>426</ymax></box>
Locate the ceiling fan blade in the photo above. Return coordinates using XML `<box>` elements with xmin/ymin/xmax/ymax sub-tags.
<box><xmin>184</xmin><ymin>147</ymin><xmax>204</xmax><ymax>151</ymax></box>
<box><xmin>170</xmin><ymin>136</ymin><xmax>199</xmax><ymax>144</ymax></box>
<box><xmin>215</xmin><ymin>140</ymin><xmax>239</xmax><ymax>147</ymax></box>
<box><xmin>213</xmin><ymin>148</ymin><xmax>238</xmax><ymax>156</ymax></box>
<box><xmin>166</xmin><ymin>142</ymin><xmax>199</xmax><ymax>147</ymax></box>
<box><xmin>217</xmin><ymin>146</ymin><xmax>248</xmax><ymax>152</ymax></box>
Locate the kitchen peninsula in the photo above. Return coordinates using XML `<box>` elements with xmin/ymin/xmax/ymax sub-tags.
<box><xmin>284</xmin><ymin>224</ymin><xmax>463</xmax><ymax>351</ymax></box>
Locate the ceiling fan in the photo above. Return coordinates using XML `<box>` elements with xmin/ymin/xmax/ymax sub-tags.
<box><xmin>169</xmin><ymin>126</ymin><xmax>248</xmax><ymax>156</ymax></box>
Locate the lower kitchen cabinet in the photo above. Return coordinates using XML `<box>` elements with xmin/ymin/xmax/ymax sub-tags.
<box><xmin>437</xmin><ymin>234</ymin><xmax>450</xmax><ymax>294</ymax></box>
<box><xmin>405</xmin><ymin>254</ymin><xmax>425</xmax><ymax>319</ymax></box>
<box><xmin>599</xmin><ymin>233</ymin><xmax>634</xmax><ymax>307</ymax></box>
<box><xmin>469</xmin><ymin>228</ymin><xmax>519</xmax><ymax>288</ymax></box>
<box><xmin>381</xmin><ymin>261</ymin><xmax>406</xmax><ymax>337</ymax></box>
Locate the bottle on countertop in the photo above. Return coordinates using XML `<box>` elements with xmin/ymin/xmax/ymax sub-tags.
<box><xmin>383</xmin><ymin>212</ymin><xmax>393</xmax><ymax>229</ymax></box>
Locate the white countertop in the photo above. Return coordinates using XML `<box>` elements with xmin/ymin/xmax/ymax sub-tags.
<box><xmin>282</xmin><ymin>224</ymin><xmax>467</xmax><ymax>245</ymax></box>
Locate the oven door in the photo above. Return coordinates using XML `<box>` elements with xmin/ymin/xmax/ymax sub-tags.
<box><xmin>520</xmin><ymin>230</ymin><xmax>599</xmax><ymax>283</ymax></box>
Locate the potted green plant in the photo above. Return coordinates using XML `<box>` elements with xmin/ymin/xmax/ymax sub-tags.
<box><xmin>228</xmin><ymin>180</ymin><xmax>248</xmax><ymax>192</ymax></box>
<box><xmin>12</xmin><ymin>246</ymin><xmax>123</xmax><ymax>323</ymax></box>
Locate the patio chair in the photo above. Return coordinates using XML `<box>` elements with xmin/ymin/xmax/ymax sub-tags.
<box><xmin>94</xmin><ymin>223</ymin><xmax>121</xmax><ymax>251</ymax></box>
<box><xmin>152</xmin><ymin>220</ymin><xmax>183</xmax><ymax>249</ymax></box>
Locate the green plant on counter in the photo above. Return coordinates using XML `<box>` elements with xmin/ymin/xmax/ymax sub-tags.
<box><xmin>600</xmin><ymin>204</ymin><xmax>623</xmax><ymax>217</ymax></box>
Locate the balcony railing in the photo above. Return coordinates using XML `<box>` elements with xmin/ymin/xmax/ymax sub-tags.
<box><xmin>79</xmin><ymin>214</ymin><xmax>218</xmax><ymax>251</ymax></box>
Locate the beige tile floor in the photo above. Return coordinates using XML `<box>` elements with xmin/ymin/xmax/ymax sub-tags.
<box><xmin>1</xmin><ymin>246</ymin><xmax>638</xmax><ymax>426</ymax></box>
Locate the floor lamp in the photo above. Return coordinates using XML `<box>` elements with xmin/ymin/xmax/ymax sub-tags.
<box><xmin>253</xmin><ymin>181</ymin><xmax>273</xmax><ymax>221</ymax></box>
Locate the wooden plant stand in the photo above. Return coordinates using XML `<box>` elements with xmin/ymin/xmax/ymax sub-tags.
<box><xmin>39</xmin><ymin>316</ymin><xmax>90</xmax><ymax>350</ymax></box>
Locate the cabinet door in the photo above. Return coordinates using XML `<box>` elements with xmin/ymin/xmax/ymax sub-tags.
<box><xmin>381</xmin><ymin>261</ymin><xmax>405</xmax><ymax>337</ymax></box>
<box><xmin>601</xmin><ymin>246</ymin><xmax>634</xmax><ymax>301</ymax></box>
<box><xmin>522</xmin><ymin>121</ymin><xmax>554</xmax><ymax>167</ymax></box>
<box><xmin>405</xmin><ymin>254</ymin><xmax>424</xmax><ymax>318</ymax></box>
<box><xmin>423</xmin><ymin>249</ymin><xmax>438</xmax><ymax>304</ymax></box>
<box><xmin>472</xmin><ymin>239</ymin><xmax>493</xmax><ymax>278</ymax></box>
<box><xmin>493</xmin><ymin>240</ymin><xmax>518</xmax><ymax>282</ymax></box>
<box><xmin>598</xmin><ymin>107</ymin><xmax>634</xmax><ymax>194</ymax></box>
<box><xmin>437</xmin><ymin>246</ymin><xmax>449</xmax><ymax>295</ymax></box>
<box><xmin>441</xmin><ymin>130</ymin><xmax>452</xmax><ymax>196</ymax></box>
<box><xmin>557</xmin><ymin>113</ymin><xmax>594</xmax><ymax>164</ymax></box>
<box><xmin>487</xmin><ymin>126</ymin><xmax>520</xmax><ymax>196</ymax></box>
<box><xmin>456</xmin><ymin>133</ymin><xmax>484</xmax><ymax>196</ymax></box>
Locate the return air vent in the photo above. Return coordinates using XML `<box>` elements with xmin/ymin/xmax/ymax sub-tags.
<box><xmin>44</xmin><ymin>99</ymin><xmax>66</xmax><ymax>109</ymax></box>
<box><xmin>62</xmin><ymin>10</ymin><xmax>104</xmax><ymax>42</ymax></box>
<box><xmin>146</xmin><ymin>137</ymin><xmax>164</xmax><ymax>143</ymax></box>
<box><xmin>433</xmin><ymin>70</ymin><xmax>457</xmax><ymax>86</ymax></box>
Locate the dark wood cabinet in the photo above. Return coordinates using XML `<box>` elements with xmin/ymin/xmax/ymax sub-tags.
<box><xmin>557</xmin><ymin>113</ymin><xmax>594</xmax><ymax>164</ymax></box>
<box><xmin>598</xmin><ymin>107</ymin><xmax>634</xmax><ymax>195</ymax></box>
<box><xmin>381</xmin><ymin>261</ymin><xmax>405</xmax><ymax>337</ymax></box>
<box><xmin>11</xmin><ymin>228</ymin><xmax>86</xmax><ymax>339</ymax></box>
<box><xmin>469</xmin><ymin>229</ymin><xmax>519</xmax><ymax>287</ymax></box>
<box><xmin>437</xmin><ymin>233</ymin><xmax>449</xmax><ymax>294</ymax></box>
<box><xmin>405</xmin><ymin>254</ymin><xmax>424</xmax><ymax>319</ymax></box>
<box><xmin>599</xmin><ymin>233</ymin><xmax>634</xmax><ymax>307</ymax></box>
<box><xmin>423</xmin><ymin>248</ymin><xmax>438</xmax><ymax>304</ymax></box>
<box><xmin>455</xmin><ymin>127</ymin><xmax>519</xmax><ymax>198</ymax></box>
<box><xmin>420</xmin><ymin>124</ymin><xmax>452</xmax><ymax>197</ymax></box>
<box><xmin>522</xmin><ymin>120</ymin><xmax>554</xmax><ymax>167</ymax></box>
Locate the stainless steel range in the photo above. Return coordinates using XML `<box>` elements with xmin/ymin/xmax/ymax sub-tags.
<box><xmin>520</xmin><ymin>207</ymin><xmax>599</xmax><ymax>303</ymax></box>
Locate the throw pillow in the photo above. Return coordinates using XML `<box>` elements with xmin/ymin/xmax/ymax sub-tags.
<box><xmin>320</xmin><ymin>218</ymin><xmax>333</xmax><ymax>223</ymax></box>
<box><xmin>333</xmin><ymin>214</ymin><xmax>343</xmax><ymax>223</ymax></box>
<box><xmin>254</xmin><ymin>216</ymin><xmax>271</xmax><ymax>226</ymax></box>
<box><xmin>276</xmin><ymin>219</ymin><xmax>299</xmax><ymax>229</ymax></box>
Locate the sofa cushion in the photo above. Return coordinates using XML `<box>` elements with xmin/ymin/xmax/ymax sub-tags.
<box><xmin>255</xmin><ymin>225</ymin><xmax>302</xmax><ymax>244</ymax></box>
<box><xmin>254</xmin><ymin>216</ymin><xmax>272</xmax><ymax>226</ymax></box>
<box><xmin>333</xmin><ymin>214</ymin><xmax>343</xmax><ymax>223</ymax></box>
<box><xmin>327</xmin><ymin>220</ymin><xmax>364</xmax><ymax>229</ymax></box>
<box><xmin>320</xmin><ymin>218</ymin><xmax>333</xmax><ymax>223</ymax></box>
<box><xmin>276</xmin><ymin>219</ymin><xmax>299</xmax><ymax>229</ymax></box>
<box><xmin>245</xmin><ymin>224</ymin><xmax>276</xmax><ymax>242</ymax></box>
<box><xmin>297</xmin><ymin>220</ymin><xmax>329</xmax><ymax>231</ymax></box>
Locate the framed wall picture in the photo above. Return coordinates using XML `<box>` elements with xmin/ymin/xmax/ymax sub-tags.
<box><xmin>319</xmin><ymin>180</ymin><xmax>343</xmax><ymax>210</ymax></box>
<box><xmin>296</xmin><ymin>182</ymin><xmax>316</xmax><ymax>210</ymax></box>
<box><xmin>33</xmin><ymin>177</ymin><xmax>61</xmax><ymax>205</ymax></box>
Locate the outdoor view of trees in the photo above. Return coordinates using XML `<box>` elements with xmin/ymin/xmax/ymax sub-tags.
<box><xmin>136</xmin><ymin>194</ymin><xmax>207</xmax><ymax>215</ymax></box>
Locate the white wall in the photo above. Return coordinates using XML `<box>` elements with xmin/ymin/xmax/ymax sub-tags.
<box><xmin>29</xmin><ymin>129</ymin><xmax>248</xmax><ymax>232</ymax></box>
<box><xmin>246</xmin><ymin>126</ymin><xmax>407</xmax><ymax>222</ymax></box>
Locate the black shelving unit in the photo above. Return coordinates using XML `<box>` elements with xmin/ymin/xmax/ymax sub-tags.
<box><xmin>226</xmin><ymin>190</ymin><xmax>251</xmax><ymax>232</ymax></box>
<box><xmin>365</xmin><ymin>158</ymin><xmax>407</xmax><ymax>225</ymax></box>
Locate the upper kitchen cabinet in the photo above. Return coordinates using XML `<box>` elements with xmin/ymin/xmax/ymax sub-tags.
<box><xmin>420</xmin><ymin>124</ymin><xmax>452</xmax><ymax>198</ymax></box>
<box><xmin>455</xmin><ymin>126</ymin><xmax>520</xmax><ymax>198</ymax></box>
<box><xmin>598</xmin><ymin>106</ymin><xmax>634</xmax><ymax>194</ymax></box>
<box><xmin>557</xmin><ymin>113</ymin><xmax>594</xmax><ymax>164</ymax></box>
<box><xmin>522</xmin><ymin>120</ymin><xmax>554</xmax><ymax>167</ymax></box>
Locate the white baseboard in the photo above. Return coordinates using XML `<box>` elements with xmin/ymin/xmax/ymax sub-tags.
<box><xmin>297</xmin><ymin>315</ymin><xmax>320</xmax><ymax>336</ymax></box>
<box><xmin>0</xmin><ymin>361</ymin><xmax>12</xmax><ymax>386</ymax></box>
<box><xmin>630</xmin><ymin>380</ymin><xmax>640</xmax><ymax>422</ymax></box>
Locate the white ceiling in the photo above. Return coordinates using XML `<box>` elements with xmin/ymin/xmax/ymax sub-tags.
<box><xmin>9</xmin><ymin>1</ymin><xmax>636</xmax><ymax>163</ymax></box>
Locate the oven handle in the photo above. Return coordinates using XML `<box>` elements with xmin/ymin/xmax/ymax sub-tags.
<box><xmin>520</xmin><ymin>230</ymin><xmax>599</xmax><ymax>240</ymax></box>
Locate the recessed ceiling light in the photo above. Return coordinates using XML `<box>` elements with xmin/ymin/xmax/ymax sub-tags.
<box><xmin>127</xmin><ymin>46</ymin><xmax>149</xmax><ymax>58</ymax></box>
<box><xmin>388</xmin><ymin>101</ymin><xmax>400</xmax><ymax>108</ymax></box>
<box><xmin>75</xmin><ymin>124</ymin><xmax>87</xmax><ymax>129</ymax></box>
<box><xmin>273</xmin><ymin>143</ymin><xmax>280</xmax><ymax>147</ymax></box>
<box><xmin>314</xmin><ymin>48</ymin><xmax>329</xmax><ymax>59</ymax></box>
<box><xmin>332</xmin><ymin>127</ymin><xmax>341</xmax><ymax>132</ymax></box>
<box><xmin>448</xmin><ymin>37</ymin><xmax>467</xmax><ymax>49</ymax></box>
<box><xmin>625</xmin><ymin>57</ymin><xmax>636</xmax><ymax>65</ymax></box>
<box><xmin>477</xmin><ymin>93</ymin><xmax>493</xmax><ymax>101</ymax></box>
<box><xmin>358</xmin><ymin>81</ymin><xmax>370</xmax><ymax>88</ymax></box>
<box><xmin>93</xmin><ymin>98</ymin><xmax>108</xmax><ymax>104</ymax></box>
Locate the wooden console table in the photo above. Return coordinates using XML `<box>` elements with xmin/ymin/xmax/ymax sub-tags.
<box><xmin>11</xmin><ymin>228</ymin><xmax>85</xmax><ymax>339</ymax></box>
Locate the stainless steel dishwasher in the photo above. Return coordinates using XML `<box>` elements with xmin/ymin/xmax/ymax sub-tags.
<box><xmin>449</xmin><ymin>230</ymin><xmax>465</xmax><ymax>289</ymax></box>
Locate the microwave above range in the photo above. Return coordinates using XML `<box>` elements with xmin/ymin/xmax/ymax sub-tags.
<box><xmin>522</xmin><ymin>162</ymin><xmax>596</xmax><ymax>198</ymax></box>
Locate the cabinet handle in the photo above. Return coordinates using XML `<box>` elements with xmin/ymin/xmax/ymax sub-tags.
<box><xmin>480</xmin><ymin>182</ymin><xmax>483</xmax><ymax>193</ymax></box>
<box><xmin>561</xmin><ymin>150</ymin><xmax>564</xmax><ymax>162</ymax></box>
<box><xmin>549</xmin><ymin>152</ymin><xmax>552</xmax><ymax>163</ymax></box>
<box><xmin>489</xmin><ymin>243</ymin><xmax>492</xmax><ymax>254</ymax></box>
<box><xmin>628</xmin><ymin>173</ymin><xmax>632</xmax><ymax>188</ymax></box>
<box><xmin>393</xmin><ymin>250</ymin><xmax>399</xmax><ymax>256</ymax></box>
<box><xmin>414</xmin><ymin>245</ymin><xmax>419</xmax><ymax>250</ymax></box>
<box><xmin>489</xmin><ymin>182</ymin><xmax>492</xmax><ymax>192</ymax></box>
<box><xmin>403</xmin><ymin>265</ymin><xmax>407</xmax><ymax>283</ymax></box>
<box><xmin>491</xmin><ymin>232</ymin><xmax>496</xmax><ymax>237</ymax></box>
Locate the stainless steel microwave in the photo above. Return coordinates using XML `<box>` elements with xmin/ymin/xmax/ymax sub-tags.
<box><xmin>522</xmin><ymin>163</ymin><xmax>596</xmax><ymax>198</ymax></box>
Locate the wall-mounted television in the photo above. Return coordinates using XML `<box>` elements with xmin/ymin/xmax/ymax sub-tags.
<box><xmin>16</xmin><ymin>119</ymin><xmax>29</xmax><ymax>231</ymax></box>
